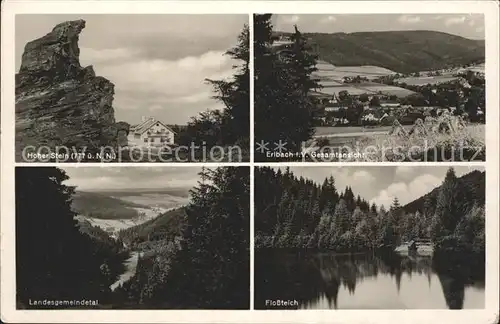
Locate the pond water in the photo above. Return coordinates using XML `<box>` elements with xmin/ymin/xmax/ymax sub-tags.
<box><xmin>255</xmin><ymin>251</ymin><xmax>484</xmax><ymax>309</ymax></box>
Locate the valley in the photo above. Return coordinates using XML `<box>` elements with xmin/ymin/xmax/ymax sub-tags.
<box><xmin>270</xmin><ymin>29</ymin><xmax>485</xmax><ymax>162</ymax></box>
<box><xmin>73</xmin><ymin>189</ymin><xmax>190</xmax><ymax>291</ymax></box>
<box><xmin>73</xmin><ymin>189</ymin><xmax>189</xmax><ymax>235</ymax></box>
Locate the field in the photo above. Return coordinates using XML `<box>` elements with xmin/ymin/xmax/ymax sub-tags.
<box><xmin>113</xmin><ymin>193</ymin><xmax>189</xmax><ymax>210</ymax></box>
<box><xmin>310</xmin><ymin>124</ymin><xmax>485</xmax><ymax>162</ymax></box>
<box><xmin>313</xmin><ymin>61</ymin><xmax>395</xmax><ymax>80</ymax></box>
<box><xmin>313</xmin><ymin>60</ymin><xmax>414</xmax><ymax>98</ymax></box>
<box><xmin>314</xmin><ymin>126</ymin><xmax>413</xmax><ymax>137</ymax></box>
<box><xmin>396</xmin><ymin>75</ymin><xmax>459</xmax><ymax>86</ymax></box>
<box><xmin>316</xmin><ymin>83</ymin><xmax>415</xmax><ymax>98</ymax></box>
<box><xmin>75</xmin><ymin>207</ymin><xmax>169</xmax><ymax>234</ymax></box>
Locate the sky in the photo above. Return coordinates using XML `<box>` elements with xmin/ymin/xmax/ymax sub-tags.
<box><xmin>273</xmin><ymin>14</ymin><xmax>485</xmax><ymax>40</ymax></box>
<box><xmin>276</xmin><ymin>166</ymin><xmax>484</xmax><ymax>209</ymax></box>
<box><xmin>15</xmin><ymin>14</ymin><xmax>248</xmax><ymax>125</ymax></box>
<box><xmin>61</xmin><ymin>166</ymin><xmax>203</xmax><ymax>191</ymax></box>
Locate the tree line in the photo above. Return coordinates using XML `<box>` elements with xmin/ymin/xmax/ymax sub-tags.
<box><xmin>376</xmin><ymin>70</ymin><xmax>486</xmax><ymax>122</ymax></box>
<box><xmin>255</xmin><ymin>167</ymin><xmax>485</xmax><ymax>255</ymax></box>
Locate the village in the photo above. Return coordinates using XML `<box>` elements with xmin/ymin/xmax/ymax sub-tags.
<box><xmin>273</xmin><ymin>35</ymin><xmax>485</xmax><ymax>131</ymax></box>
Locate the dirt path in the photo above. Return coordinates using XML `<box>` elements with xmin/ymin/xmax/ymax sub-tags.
<box><xmin>110</xmin><ymin>251</ymin><xmax>143</xmax><ymax>291</ymax></box>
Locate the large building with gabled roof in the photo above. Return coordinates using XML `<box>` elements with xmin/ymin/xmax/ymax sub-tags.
<box><xmin>127</xmin><ymin>116</ymin><xmax>176</xmax><ymax>148</ymax></box>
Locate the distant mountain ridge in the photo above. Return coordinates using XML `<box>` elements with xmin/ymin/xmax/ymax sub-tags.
<box><xmin>72</xmin><ymin>191</ymin><xmax>148</xmax><ymax>220</ymax></box>
<box><xmin>274</xmin><ymin>30</ymin><xmax>484</xmax><ymax>73</ymax></box>
<box><xmin>88</xmin><ymin>188</ymin><xmax>191</xmax><ymax>198</ymax></box>
<box><xmin>72</xmin><ymin>189</ymin><xmax>190</xmax><ymax>219</ymax></box>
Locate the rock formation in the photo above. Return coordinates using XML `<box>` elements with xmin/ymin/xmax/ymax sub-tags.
<box><xmin>15</xmin><ymin>19</ymin><xmax>129</xmax><ymax>161</ymax></box>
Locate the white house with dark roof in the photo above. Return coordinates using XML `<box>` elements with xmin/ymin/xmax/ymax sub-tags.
<box><xmin>127</xmin><ymin>116</ymin><xmax>176</xmax><ymax>147</ymax></box>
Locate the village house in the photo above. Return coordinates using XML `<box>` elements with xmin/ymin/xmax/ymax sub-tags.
<box><xmin>127</xmin><ymin>116</ymin><xmax>176</xmax><ymax>148</ymax></box>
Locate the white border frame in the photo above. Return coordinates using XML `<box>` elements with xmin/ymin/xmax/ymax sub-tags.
<box><xmin>2</xmin><ymin>1</ymin><xmax>499</xmax><ymax>323</ymax></box>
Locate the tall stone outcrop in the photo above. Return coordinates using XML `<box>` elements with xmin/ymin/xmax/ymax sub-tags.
<box><xmin>15</xmin><ymin>19</ymin><xmax>129</xmax><ymax>161</ymax></box>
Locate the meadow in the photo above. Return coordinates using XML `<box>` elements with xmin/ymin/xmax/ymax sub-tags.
<box><xmin>396</xmin><ymin>75</ymin><xmax>459</xmax><ymax>86</ymax></box>
<box><xmin>313</xmin><ymin>61</ymin><xmax>415</xmax><ymax>98</ymax></box>
<box><xmin>311</xmin><ymin>123</ymin><xmax>485</xmax><ymax>162</ymax></box>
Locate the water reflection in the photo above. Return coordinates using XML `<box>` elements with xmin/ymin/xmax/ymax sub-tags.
<box><xmin>255</xmin><ymin>251</ymin><xmax>484</xmax><ymax>309</ymax></box>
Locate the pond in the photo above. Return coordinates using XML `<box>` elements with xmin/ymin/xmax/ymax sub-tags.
<box><xmin>255</xmin><ymin>250</ymin><xmax>484</xmax><ymax>309</ymax></box>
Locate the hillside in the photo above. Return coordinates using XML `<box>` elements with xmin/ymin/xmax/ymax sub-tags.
<box><xmin>72</xmin><ymin>191</ymin><xmax>148</xmax><ymax>219</ymax></box>
<box><xmin>118</xmin><ymin>207</ymin><xmax>187</xmax><ymax>247</ymax></box>
<box><xmin>403</xmin><ymin>170</ymin><xmax>486</xmax><ymax>215</ymax></box>
<box><xmin>95</xmin><ymin>188</ymin><xmax>190</xmax><ymax>199</ymax></box>
<box><xmin>275</xmin><ymin>30</ymin><xmax>484</xmax><ymax>73</ymax></box>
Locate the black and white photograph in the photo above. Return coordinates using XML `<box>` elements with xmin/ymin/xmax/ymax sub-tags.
<box><xmin>15</xmin><ymin>15</ymin><xmax>250</xmax><ymax>163</ymax></box>
<box><xmin>254</xmin><ymin>166</ymin><xmax>485</xmax><ymax>309</ymax></box>
<box><xmin>15</xmin><ymin>166</ymin><xmax>250</xmax><ymax>309</ymax></box>
<box><xmin>254</xmin><ymin>14</ymin><xmax>486</xmax><ymax>162</ymax></box>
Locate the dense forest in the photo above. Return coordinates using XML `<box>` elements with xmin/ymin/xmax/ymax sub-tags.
<box><xmin>274</xmin><ymin>30</ymin><xmax>485</xmax><ymax>74</ymax></box>
<box><xmin>16</xmin><ymin>166</ymin><xmax>250</xmax><ymax>309</ymax></box>
<box><xmin>254</xmin><ymin>14</ymin><xmax>320</xmax><ymax>160</ymax></box>
<box><xmin>117</xmin><ymin>207</ymin><xmax>187</xmax><ymax>247</ymax></box>
<box><xmin>255</xmin><ymin>167</ymin><xmax>485</xmax><ymax>255</ymax></box>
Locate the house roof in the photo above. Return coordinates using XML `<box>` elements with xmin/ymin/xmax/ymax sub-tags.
<box><xmin>132</xmin><ymin>118</ymin><xmax>176</xmax><ymax>135</ymax></box>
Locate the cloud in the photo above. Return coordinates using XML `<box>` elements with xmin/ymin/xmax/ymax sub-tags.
<box><xmin>444</xmin><ymin>16</ymin><xmax>466</xmax><ymax>26</ymax></box>
<box><xmin>320</xmin><ymin>16</ymin><xmax>337</xmax><ymax>24</ymax></box>
<box><xmin>63</xmin><ymin>167</ymin><xmax>202</xmax><ymax>190</ymax></box>
<box><xmin>397</xmin><ymin>15</ymin><xmax>421</xmax><ymax>24</ymax></box>
<box><xmin>15</xmin><ymin>14</ymin><xmax>247</xmax><ymax>125</ymax></box>
<box><xmin>80</xmin><ymin>47</ymin><xmax>141</xmax><ymax>64</ymax></box>
<box><xmin>476</xmin><ymin>26</ymin><xmax>485</xmax><ymax>33</ymax></box>
<box><xmin>79</xmin><ymin>49</ymin><xmax>236</xmax><ymax>123</ymax></box>
<box><xmin>370</xmin><ymin>174</ymin><xmax>442</xmax><ymax>209</ymax></box>
<box><xmin>395</xmin><ymin>166</ymin><xmax>415</xmax><ymax>179</ymax></box>
<box><xmin>282</xmin><ymin>15</ymin><xmax>300</xmax><ymax>24</ymax></box>
<box><xmin>352</xmin><ymin>170</ymin><xmax>375</xmax><ymax>184</ymax></box>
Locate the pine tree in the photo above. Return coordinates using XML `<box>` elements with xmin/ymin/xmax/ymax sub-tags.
<box><xmin>205</xmin><ymin>24</ymin><xmax>250</xmax><ymax>148</ymax></box>
<box><xmin>254</xmin><ymin>14</ymin><xmax>319</xmax><ymax>159</ymax></box>
<box><xmin>16</xmin><ymin>167</ymin><xmax>112</xmax><ymax>306</ymax></box>
<box><xmin>331</xmin><ymin>199</ymin><xmax>351</xmax><ymax>248</ymax></box>
<box><xmin>162</xmin><ymin>167</ymin><xmax>250</xmax><ymax>309</ymax></box>
<box><xmin>431</xmin><ymin>167</ymin><xmax>470</xmax><ymax>247</ymax></box>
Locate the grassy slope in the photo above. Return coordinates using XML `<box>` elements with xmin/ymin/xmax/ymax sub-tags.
<box><xmin>276</xmin><ymin>30</ymin><xmax>484</xmax><ymax>73</ymax></box>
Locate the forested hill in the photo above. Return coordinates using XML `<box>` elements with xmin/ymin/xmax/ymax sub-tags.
<box><xmin>118</xmin><ymin>207</ymin><xmax>187</xmax><ymax>247</ymax></box>
<box><xmin>274</xmin><ymin>30</ymin><xmax>484</xmax><ymax>73</ymax></box>
<box><xmin>403</xmin><ymin>170</ymin><xmax>486</xmax><ymax>215</ymax></box>
<box><xmin>72</xmin><ymin>191</ymin><xmax>148</xmax><ymax>219</ymax></box>
<box><xmin>255</xmin><ymin>166</ymin><xmax>485</xmax><ymax>253</ymax></box>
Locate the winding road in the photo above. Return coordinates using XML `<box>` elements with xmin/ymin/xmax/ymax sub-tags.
<box><xmin>110</xmin><ymin>251</ymin><xmax>143</xmax><ymax>291</ymax></box>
